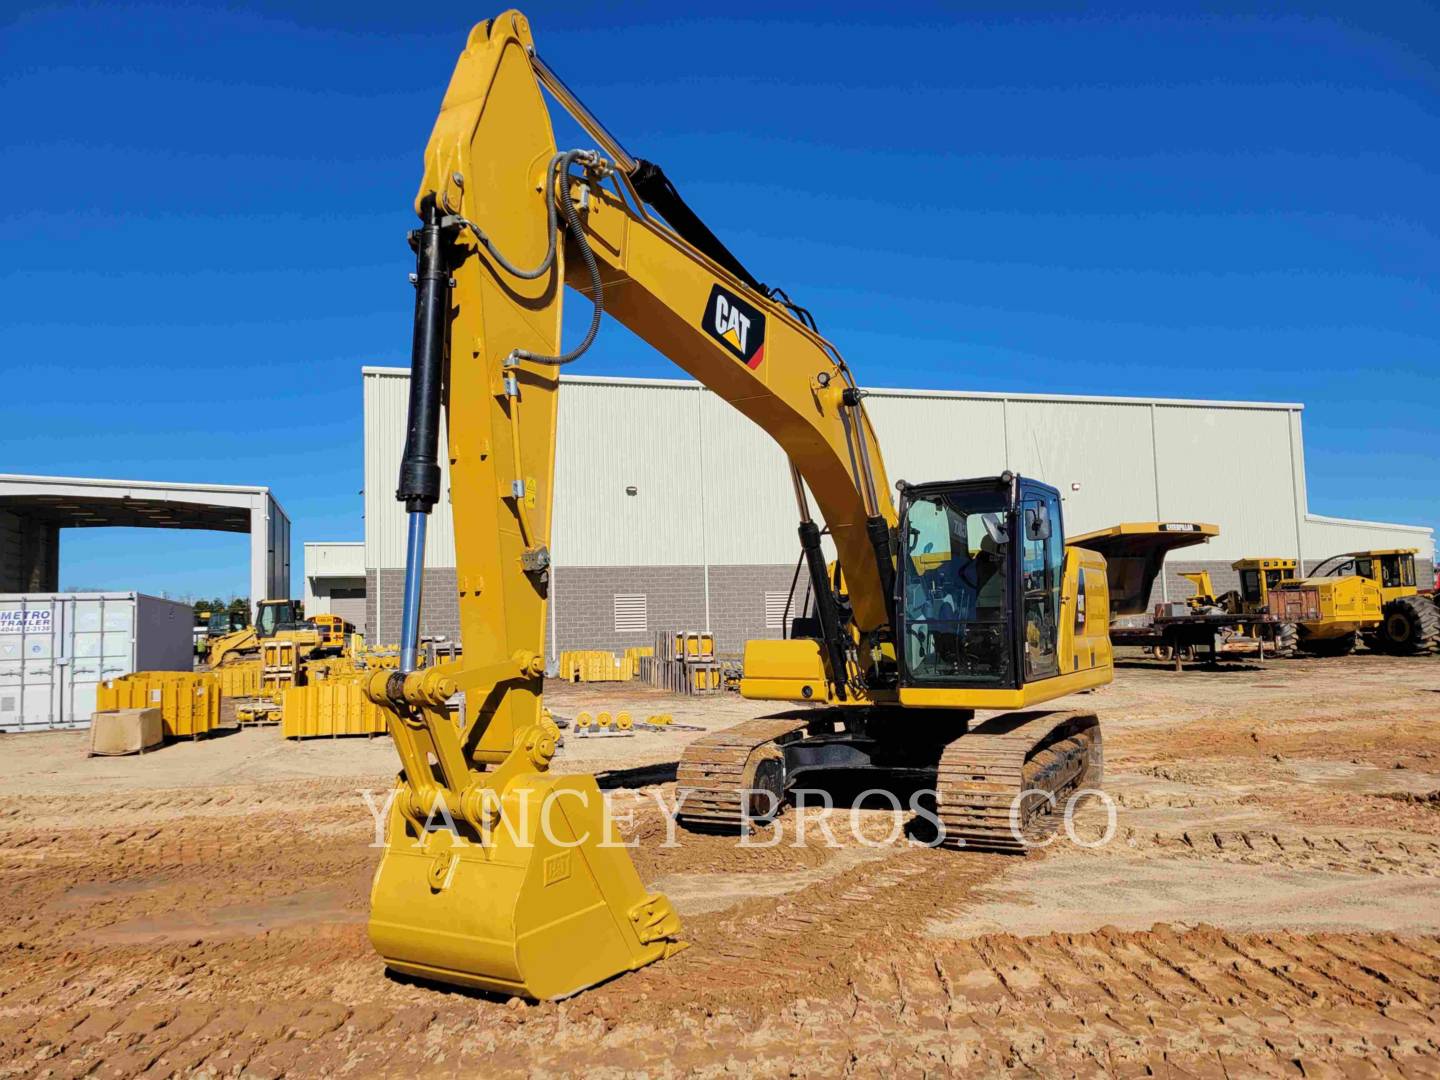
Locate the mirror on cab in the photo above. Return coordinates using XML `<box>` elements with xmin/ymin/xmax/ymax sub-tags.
<box><xmin>1024</xmin><ymin>502</ymin><xmax>1051</xmax><ymax>542</ymax></box>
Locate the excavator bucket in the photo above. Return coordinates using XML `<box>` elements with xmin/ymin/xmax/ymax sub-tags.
<box><xmin>369</xmin><ymin>769</ymin><xmax>684</xmax><ymax>1001</ymax></box>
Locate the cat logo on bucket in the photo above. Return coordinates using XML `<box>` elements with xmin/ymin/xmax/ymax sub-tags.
<box><xmin>702</xmin><ymin>284</ymin><xmax>766</xmax><ymax>369</ymax></box>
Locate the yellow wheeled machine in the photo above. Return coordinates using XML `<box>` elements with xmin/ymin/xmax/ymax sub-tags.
<box><xmin>1269</xmin><ymin>548</ymin><xmax>1438</xmax><ymax>656</ymax></box>
<box><xmin>1180</xmin><ymin>558</ymin><xmax>1301</xmax><ymax>657</ymax></box>
<box><xmin>367</xmin><ymin>10</ymin><xmax>1112</xmax><ymax>1000</ymax></box>
<box><xmin>207</xmin><ymin>599</ymin><xmax>322</xmax><ymax>667</ymax></box>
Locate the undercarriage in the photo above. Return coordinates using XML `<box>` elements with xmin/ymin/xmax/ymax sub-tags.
<box><xmin>676</xmin><ymin>709</ymin><xmax>1104</xmax><ymax>853</ymax></box>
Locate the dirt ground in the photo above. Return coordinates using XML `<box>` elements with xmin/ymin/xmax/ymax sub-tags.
<box><xmin>1</xmin><ymin>651</ymin><xmax>1438</xmax><ymax>1077</ymax></box>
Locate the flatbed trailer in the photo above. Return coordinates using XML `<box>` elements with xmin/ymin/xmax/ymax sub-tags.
<box><xmin>1111</xmin><ymin>610</ymin><xmax>1283</xmax><ymax>671</ymax></box>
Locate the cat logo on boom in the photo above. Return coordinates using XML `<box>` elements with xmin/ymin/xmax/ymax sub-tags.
<box><xmin>702</xmin><ymin>285</ymin><xmax>766</xmax><ymax>369</ymax></box>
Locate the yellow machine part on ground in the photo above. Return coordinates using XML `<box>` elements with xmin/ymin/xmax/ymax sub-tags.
<box><xmin>303</xmin><ymin>655</ymin><xmax>359</xmax><ymax>682</ymax></box>
<box><xmin>96</xmin><ymin>672</ymin><xmax>219</xmax><ymax>739</ymax></box>
<box><xmin>555</xmin><ymin>650</ymin><xmax>636</xmax><ymax>682</ymax></box>
<box><xmin>282</xmin><ymin>678</ymin><xmax>389</xmax><ymax>739</ymax></box>
<box><xmin>211</xmin><ymin>661</ymin><xmax>262</xmax><ymax>697</ymax></box>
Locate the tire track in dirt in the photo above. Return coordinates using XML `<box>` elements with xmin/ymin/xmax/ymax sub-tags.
<box><xmin>1068</xmin><ymin>822</ymin><xmax>1440</xmax><ymax>875</ymax></box>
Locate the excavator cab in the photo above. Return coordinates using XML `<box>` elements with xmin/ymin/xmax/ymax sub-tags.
<box><xmin>896</xmin><ymin>476</ymin><xmax>1061</xmax><ymax>688</ymax></box>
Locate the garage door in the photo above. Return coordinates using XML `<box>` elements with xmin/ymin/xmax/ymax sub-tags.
<box><xmin>328</xmin><ymin>589</ymin><xmax>366</xmax><ymax>630</ymax></box>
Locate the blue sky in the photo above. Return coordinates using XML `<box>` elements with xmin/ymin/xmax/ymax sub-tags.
<box><xmin>2</xmin><ymin>1</ymin><xmax>1435</xmax><ymax>598</ymax></box>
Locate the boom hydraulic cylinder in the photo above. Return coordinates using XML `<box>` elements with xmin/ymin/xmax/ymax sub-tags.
<box><xmin>396</xmin><ymin>202</ymin><xmax>449</xmax><ymax>672</ymax></box>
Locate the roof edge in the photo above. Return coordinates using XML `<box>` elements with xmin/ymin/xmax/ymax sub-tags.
<box><xmin>1305</xmin><ymin>512</ymin><xmax>1434</xmax><ymax>537</ymax></box>
<box><xmin>361</xmin><ymin>367</ymin><xmax>1304</xmax><ymax>411</ymax></box>
<box><xmin>0</xmin><ymin>473</ymin><xmax>274</xmax><ymax>497</ymax></box>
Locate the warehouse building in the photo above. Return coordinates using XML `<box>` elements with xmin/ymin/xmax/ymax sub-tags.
<box><xmin>0</xmin><ymin>474</ymin><xmax>290</xmax><ymax>615</ymax></box>
<box><xmin>357</xmin><ymin>368</ymin><xmax>1434</xmax><ymax>656</ymax></box>
<box><xmin>302</xmin><ymin>541</ymin><xmax>366</xmax><ymax>628</ymax></box>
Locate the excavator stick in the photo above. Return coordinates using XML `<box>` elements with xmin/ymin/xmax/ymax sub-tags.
<box><xmin>364</xmin><ymin>12</ymin><xmax>683</xmax><ymax>1000</ymax></box>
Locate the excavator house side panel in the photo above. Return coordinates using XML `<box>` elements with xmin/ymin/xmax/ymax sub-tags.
<box><xmin>739</xmin><ymin>638</ymin><xmax>835</xmax><ymax>702</ymax></box>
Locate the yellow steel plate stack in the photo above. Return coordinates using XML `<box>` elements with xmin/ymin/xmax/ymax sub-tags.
<box><xmin>281</xmin><ymin>677</ymin><xmax>390</xmax><ymax>739</ymax></box>
<box><xmin>212</xmin><ymin>661</ymin><xmax>262</xmax><ymax>697</ymax></box>
<box><xmin>96</xmin><ymin>671</ymin><xmax>219</xmax><ymax>739</ymax></box>
<box><xmin>556</xmin><ymin>649</ymin><xmax>632</xmax><ymax>682</ymax></box>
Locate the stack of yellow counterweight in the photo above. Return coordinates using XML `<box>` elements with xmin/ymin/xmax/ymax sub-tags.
<box><xmin>281</xmin><ymin>676</ymin><xmax>390</xmax><ymax>739</ymax></box>
<box><xmin>555</xmin><ymin>646</ymin><xmax>653</xmax><ymax>682</ymax></box>
<box><xmin>211</xmin><ymin>661</ymin><xmax>262</xmax><ymax>697</ymax></box>
<box><xmin>96</xmin><ymin>671</ymin><xmax>220</xmax><ymax>739</ymax></box>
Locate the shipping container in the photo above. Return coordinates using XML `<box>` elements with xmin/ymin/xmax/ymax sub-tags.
<box><xmin>0</xmin><ymin>593</ymin><xmax>194</xmax><ymax>732</ymax></box>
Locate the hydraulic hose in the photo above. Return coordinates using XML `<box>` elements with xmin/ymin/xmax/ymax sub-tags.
<box><xmin>457</xmin><ymin>154</ymin><xmax>561</xmax><ymax>281</ymax></box>
<box><xmin>510</xmin><ymin>150</ymin><xmax>604</xmax><ymax>366</ymax></box>
<box><xmin>452</xmin><ymin>149</ymin><xmax>605</xmax><ymax>367</ymax></box>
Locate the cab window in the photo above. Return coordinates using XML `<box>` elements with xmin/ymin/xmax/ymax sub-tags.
<box><xmin>1019</xmin><ymin>492</ymin><xmax>1062</xmax><ymax>681</ymax></box>
<box><xmin>900</xmin><ymin>489</ymin><xmax>1012</xmax><ymax>685</ymax></box>
<box><xmin>1239</xmin><ymin>570</ymin><xmax>1261</xmax><ymax>602</ymax></box>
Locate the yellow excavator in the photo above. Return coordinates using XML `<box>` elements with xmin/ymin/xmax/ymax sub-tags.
<box><xmin>363</xmin><ymin>10</ymin><xmax>1113</xmax><ymax>1001</ymax></box>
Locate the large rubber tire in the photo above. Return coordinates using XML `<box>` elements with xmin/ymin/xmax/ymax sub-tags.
<box><xmin>1376</xmin><ymin>595</ymin><xmax>1440</xmax><ymax>656</ymax></box>
<box><xmin>1272</xmin><ymin>623</ymin><xmax>1298</xmax><ymax>658</ymax></box>
<box><xmin>1300</xmin><ymin>632</ymin><xmax>1356</xmax><ymax>657</ymax></box>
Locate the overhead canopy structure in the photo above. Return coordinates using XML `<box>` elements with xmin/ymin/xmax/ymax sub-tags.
<box><xmin>0</xmin><ymin>474</ymin><xmax>290</xmax><ymax>614</ymax></box>
<box><xmin>1068</xmin><ymin>521</ymin><xmax>1220</xmax><ymax>617</ymax></box>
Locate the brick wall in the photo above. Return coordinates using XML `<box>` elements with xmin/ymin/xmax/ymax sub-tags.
<box><xmin>363</xmin><ymin>553</ymin><xmax>1435</xmax><ymax>657</ymax></box>
<box><xmin>550</xmin><ymin>565</ymin><xmax>706</xmax><ymax>655</ymax></box>
<box><xmin>706</xmin><ymin>563</ymin><xmax>804</xmax><ymax>653</ymax></box>
<box><xmin>364</xmin><ymin>568</ymin><xmax>377</xmax><ymax>641</ymax></box>
<box><xmin>370</xmin><ymin>567</ymin><xmax>460</xmax><ymax>646</ymax></box>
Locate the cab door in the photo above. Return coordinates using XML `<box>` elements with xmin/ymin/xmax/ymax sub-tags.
<box><xmin>1018</xmin><ymin>487</ymin><xmax>1062</xmax><ymax>681</ymax></box>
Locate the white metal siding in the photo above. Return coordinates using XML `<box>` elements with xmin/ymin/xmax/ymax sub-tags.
<box><xmin>552</xmin><ymin>381</ymin><xmax>706</xmax><ymax>566</ymax></box>
<box><xmin>864</xmin><ymin>395</ymin><xmax>1008</xmax><ymax>490</ymax></box>
<box><xmin>1302</xmin><ymin>515</ymin><xmax>1434</xmax><ymax>563</ymax></box>
<box><xmin>362</xmin><ymin>370</ymin><xmax>1433</xmax><ymax>570</ymax></box>
<box><xmin>364</xmin><ymin>371</ymin><xmax>456</xmax><ymax>570</ymax></box>
<box><xmin>1152</xmin><ymin>404</ymin><xmax>1301</xmax><ymax>561</ymax></box>
<box><xmin>1004</xmin><ymin>399</ymin><xmax>1157</xmax><ymax>538</ymax></box>
<box><xmin>305</xmin><ymin>542</ymin><xmax>365</xmax><ymax>577</ymax></box>
<box><xmin>696</xmin><ymin>389</ymin><xmax>797</xmax><ymax>565</ymax></box>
